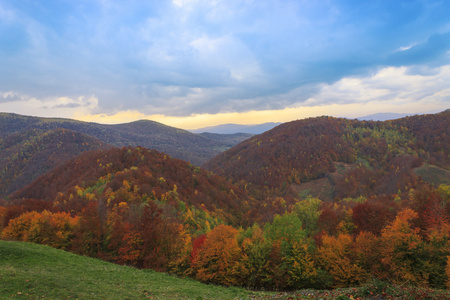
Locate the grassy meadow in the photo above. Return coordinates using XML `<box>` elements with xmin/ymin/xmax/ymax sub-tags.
<box><xmin>0</xmin><ymin>241</ymin><xmax>267</xmax><ymax>299</ymax></box>
<box><xmin>2</xmin><ymin>240</ymin><xmax>450</xmax><ymax>299</ymax></box>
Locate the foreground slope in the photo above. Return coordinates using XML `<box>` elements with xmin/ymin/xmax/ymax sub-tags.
<box><xmin>0</xmin><ymin>240</ymin><xmax>260</xmax><ymax>300</ymax></box>
<box><xmin>2</xmin><ymin>235</ymin><xmax>450</xmax><ymax>299</ymax></box>
<box><xmin>204</xmin><ymin>110</ymin><xmax>449</xmax><ymax>200</ymax></box>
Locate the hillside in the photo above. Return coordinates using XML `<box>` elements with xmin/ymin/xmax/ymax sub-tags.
<box><xmin>1</xmin><ymin>146</ymin><xmax>256</xmax><ymax>274</ymax></box>
<box><xmin>198</xmin><ymin>132</ymin><xmax>254</xmax><ymax>150</ymax></box>
<box><xmin>0</xmin><ymin>113</ymin><xmax>253</xmax><ymax>197</ymax></box>
<box><xmin>2</xmin><ymin>147</ymin><xmax>450</xmax><ymax>290</ymax></box>
<box><xmin>0</xmin><ymin>128</ymin><xmax>111</xmax><ymax>198</ymax></box>
<box><xmin>0</xmin><ymin>113</ymin><xmax>244</xmax><ymax>166</ymax></box>
<box><xmin>0</xmin><ymin>240</ymin><xmax>261</xmax><ymax>299</ymax></box>
<box><xmin>10</xmin><ymin>146</ymin><xmax>254</xmax><ymax>226</ymax></box>
<box><xmin>204</xmin><ymin>110</ymin><xmax>450</xmax><ymax>201</ymax></box>
<box><xmin>3</xmin><ymin>241</ymin><xmax>449</xmax><ymax>300</ymax></box>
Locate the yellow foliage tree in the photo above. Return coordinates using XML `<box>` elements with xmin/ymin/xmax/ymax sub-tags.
<box><xmin>167</xmin><ymin>225</ymin><xmax>193</xmax><ymax>277</ymax></box>
<box><xmin>240</xmin><ymin>224</ymin><xmax>271</xmax><ymax>289</ymax></box>
<box><xmin>353</xmin><ymin>231</ymin><xmax>381</xmax><ymax>277</ymax></box>
<box><xmin>285</xmin><ymin>240</ymin><xmax>317</xmax><ymax>288</ymax></box>
<box><xmin>379</xmin><ymin>209</ymin><xmax>426</xmax><ymax>286</ymax></box>
<box><xmin>317</xmin><ymin>233</ymin><xmax>366</xmax><ymax>287</ymax></box>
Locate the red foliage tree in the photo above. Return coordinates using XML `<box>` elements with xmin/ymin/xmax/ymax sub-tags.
<box><xmin>352</xmin><ymin>201</ymin><xmax>395</xmax><ymax>235</ymax></box>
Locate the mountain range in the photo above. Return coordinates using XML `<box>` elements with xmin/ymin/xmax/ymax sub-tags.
<box><xmin>204</xmin><ymin>110</ymin><xmax>449</xmax><ymax>206</ymax></box>
<box><xmin>1</xmin><ymin>110</ymin><xmax>449</xmax><ymax>201</ymax></box>
<box><xmin>0</xmin><ymin>113</ymin><xmax>250</xmax><ymax>197</ymax></box>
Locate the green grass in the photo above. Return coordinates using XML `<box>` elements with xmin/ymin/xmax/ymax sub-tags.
<box><xmin>0</xmin><ymin>241</ymin><xmax>267</xmax><ymax>300</ymax></box>
<box><xmin>414</xmin><ymin>164</ymin><xmax>450</xmax><ymax>186</ymax></box>
<box><xmin>3</xmin><ymin>241</ymin><xmax>449</xmax><ymax>300</ymax></box>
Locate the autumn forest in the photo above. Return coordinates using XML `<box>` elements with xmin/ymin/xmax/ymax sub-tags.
<box><xmin>0</xmin><ymin>110</ymin><xmax>449</xmax><ymax>291</ymax></box>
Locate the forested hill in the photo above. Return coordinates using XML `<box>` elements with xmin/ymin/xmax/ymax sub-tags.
<box><xmin>1</xmin><ymin>146</ymin><xmax>256</xmax><ymax>273</ymax></box>
<box><xmin>0</xmin><ymin>113</ymin><xmax>241</xmax><ymax>166</ymax></box>
<box><xmin>9</xmin><ymin>146</ymin><xmax>254</xmax><ymax>227</ymax></box>
<box><xmin>204</xmin><ymin>110</ymin><xmax>449</xmax><ymax>201</ymax></box>
<box><xmin>0</xmin><ymin>128</ymin><xmax>112</xmax><ymax>198</ymax></box>
<box><xmin>0</xmin><ymin>113</ymin><xmax>252</xmax><ymax>197</ymax></box>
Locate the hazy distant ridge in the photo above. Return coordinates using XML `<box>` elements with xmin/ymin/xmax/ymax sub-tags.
<box><xmin>192</xmin><ymin>122</ymin><xmax>281</xmax><ymax>134</ymax></box>
<box><xmin>357</xmin><ymin>112</ymin><xmax>413</xmax><ymax>121</ymax></box>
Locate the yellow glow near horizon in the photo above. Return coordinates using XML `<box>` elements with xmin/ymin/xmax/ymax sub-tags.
<box><xmin>73</xmin><ymin>100</ymin><xmax>445</xmax><ymax>130</ymax></box>
<box><xmin>74</xmin><ymin>106</ymin><xmax>331</xmax><ymax>129</ymax></box>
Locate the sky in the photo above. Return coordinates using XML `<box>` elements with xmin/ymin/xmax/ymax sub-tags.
<box><xmin>0</xmin><ymin>0</ymin><xmax>449</xmax><ymax>130</ymax></box>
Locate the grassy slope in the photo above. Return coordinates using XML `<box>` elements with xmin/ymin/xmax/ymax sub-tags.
<box><xmin>2</xmin><ymin>241</ymin><xmax>449</xmax><ymax>300</ymax></box>
<box><xmin>0</xmin><ymin>241</ymin><xmax>265</xmax><ymax>300</ymax></box>
<box><xmin>414</xmin><ymin>163</ymin><xmax>450</xmax><ymax>186</ymax></box>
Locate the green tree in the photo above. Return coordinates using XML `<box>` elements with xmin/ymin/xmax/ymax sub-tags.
<box><xmin>291</xmin><ymin>196</ymin><xmax>322</xmax><ymax>236</ymax></box>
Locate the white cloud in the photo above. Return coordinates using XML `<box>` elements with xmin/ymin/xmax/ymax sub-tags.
<box><xmin>397</xmin><ymin>42</ymin><xmax>417</xmax><ymax>52</ymax></box>
<box><xmin>302</xmin><ymin>65</ymin><xmax>450</xmax><ymax>108</ymax></box>
<box><xmin>0</xmin><ymin>92</ymin><xmax>99</xmax><ymax>119</ymax></box>
<box><xmin>189</xmin><ymin>34</ymin><xmax>263</xmax><ymax>82</ymax></box>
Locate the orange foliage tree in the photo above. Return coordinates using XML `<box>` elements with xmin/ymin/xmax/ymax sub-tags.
<box><xmin>317</xmin><ymin>233</ymin><xmax>366</xmax><ymax>288</ymax></box>
<box><xmin>104</xmin><ymin>202</ymin><xmax>143</xmax><ymax>266</ymax></box>
<box><xmin>166</xmin><ymin>224</ymin><xmax>192</xmax><ymax>276</ymax></box>
<box><xmin>353</xmin><ymin>230</ymin><xmax>381</xmax><ymax>278</ymax></box>
<box><xmin>1</xmin><ymin>210</ymin><xmax>78</xmax><ymax>250</ymax></box>
<box><xmin>193</xmin><ymin>224</ymin><xmax>247</xmax><ymax>286</ymax></box>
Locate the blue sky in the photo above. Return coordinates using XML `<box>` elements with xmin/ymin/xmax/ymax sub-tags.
<box><xmin>0</xmin><ymin>0</ymin><xmax>449</xmax><ymax>129</ymax></box>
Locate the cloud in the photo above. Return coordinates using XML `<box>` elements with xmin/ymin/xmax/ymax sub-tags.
<box><xmin>1</xmin><ymin>0</ymin><xmax>450</xmax><ymax>120</ymax></box>
<box><xmin>73</xmin><ymin>63</ymin><xmax>450</xmax><ymax>129</ymax></box>
<box><xmin>0</xmin><ymin>91</ymin><xmax>22</xmax><ymax>103</ymax></box>
<box><xmin>301</xmin><ymin>64</ymin><xmax>450</xmax><ymax>108</ymax></box>
<box><xmin>0</xmin><ymin>92</ymin><xmax>99</xmax><ymax>118</ymax></box>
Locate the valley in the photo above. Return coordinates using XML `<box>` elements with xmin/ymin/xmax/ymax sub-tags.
<box><xmin>0</xmin><ymin>113</ymin><xmax>250</xmax><ymax>198</ymax></box>
<box><xmin>0</xmin><ymin>110</ymin><xmax>449</xmax><ymax>294</ymax></box>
